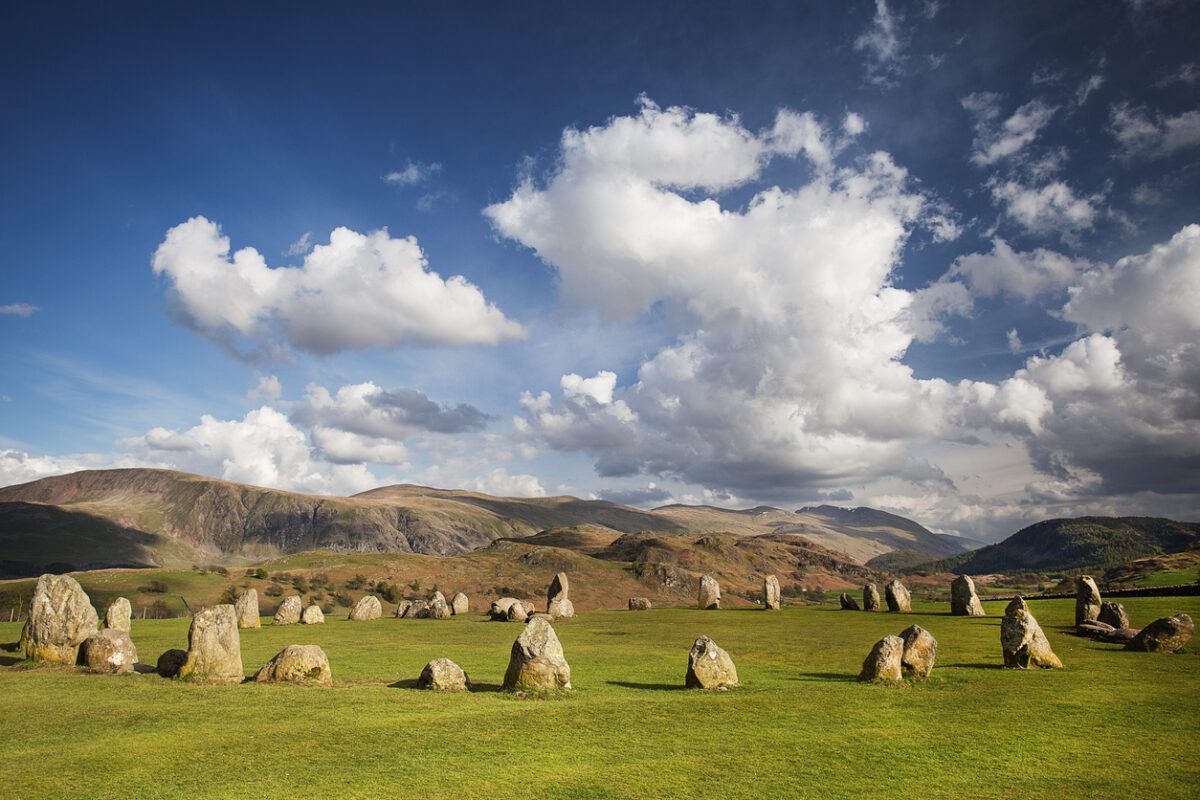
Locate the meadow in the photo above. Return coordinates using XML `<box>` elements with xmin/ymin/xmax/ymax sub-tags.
<box><xmin>1</xmin><ymin>596</ymin><xmax>1196</xmax><ymax>800</ymax></box>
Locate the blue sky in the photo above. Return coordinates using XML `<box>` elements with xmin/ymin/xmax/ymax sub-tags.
<box><xmin>2</xmin><ymin>1</ymin><xmax>1199</xmax><ymax>540</ymax></box>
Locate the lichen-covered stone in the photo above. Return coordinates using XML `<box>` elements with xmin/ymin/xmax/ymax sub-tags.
<box><xmin>348</xmin><ymin>595</ymin><xmax>382</xmax><ymax>621</ymax></box>
<box><xmin>1001</xmin><ymin>597</ymin><xmax>1063</xmax><ymax>669</ymax></box>
<box><xmin>863</xmin><ymin>583</ymin><xmax>881</xmax><ymax>612</ymax></box>
<box><xmin>950</xmin><ymin>575</ymin><xmax>985</xmax><ymax>617</ymax></box>
<box><xmin>394</xmin><ymin>600</ymin><xmax>413</xmax><ymax>618</ymax></box>
<box><xmin>179</xmin><ymin>605</ymin><xmax>244</xmax><ymax>684</ymax></box>
<box><xmin>899</xmin><ymin>624</ymin><xmax>937</xmax><ymax>679</ymax></box>
<box><xmin>697</xmin><ymin>575</ymin><xmax>721</xmax><ymax>610</ymax></box>
<box><xmin>301</xmin><ymin>604</ymin><xmax>324</xmax><ymax>624</ymax></box>
<box><xmin>885</xmin><ymin>580</ymin><xmax>911</xmax><ymax>613</ymax></box>
<box><xmin>840</xmin><ymin>593</ymin><xmax>860</xmax><ymax>610</ymax></box>
<box><xmin>105</xmin><ymin>597</ymin><xmax>132</xmax><ymax>632</ymax></box>
<box><xmin>81</xmin><ymin>628</ymin><xmax>138</xmax><ymax>674</ymax></box>
<box><xmin>235</xmin><ymin>589</ymin><xmax>260</xmax><ymax>629</ymax></box>
<box><xmin>503</xmin><ymin>616</ymin><xmax>571</xmax><ymax>691</ymax></box>
<box><xmin>273</xmin><ymin>595</ymin><xmax>302</xmax><ymax>625</ymax></box>
<box><xmin>254</xmin><ymin>644</ymin><xmax>332</xmax><ymax>686</ymax></box>
<box><xmin>763</xmin><ymin>575</ymin><xmax>781</xmax><ymax>610</ymax></box>
<box><xmin>685</xmin><ymin>635</ymin><xmax>739</xmax><ymax>690</ymax></box>
<box><xmin>628</xmin><ymin>597</ymin><xmax>652</xmax><ymax>611</ymax></box>
<box><xmin>506</xmin><ymin>600</ymin><xmax>529</xmax><ymax>622</ymax></box>
<box><xmin>1075</xmin><ymin>575</ymin><xmax>1102</xmax><ymax>627</ymax></box>
<box><xmin>1126</xmin><ymin>613</ymin><xmax>1194</xmax><ymax>653</ymax></box>
<box><xmin>427</xmin><ymin>591</ymin><xmax>452</xmax><ymax>620</ymax></box>
<box><xmin>156</xmin><ymin>648</ymin><xmax>187</xmax><ymax>678</ymax></box>
<box><xmin>451</xmin><ymin>592</ymin><xmax>469</xmax><ymax>616</ymax></box>
<box><xmin>859</xmin><ymin>635</ymin><xmax>904</xmax><ymax>682</ymax></box>
<box><xmin>547</xmin><ymin>572</ymin><xmax>575</xmax><ymax>618</ymax></box>
<box><xmin>22</xmin><ymin>573</ymin><xmax>99</xmax><ymax>665</ymax></box>
<box><xmin>1098</xmin><ymin>602</ymin><xmax>1129</xmax><ymax>630</ymax></box>
<box><xmin>419</xmin><ymin>658</ymin><xmax>470</xmax><ymax>691</ymax></box>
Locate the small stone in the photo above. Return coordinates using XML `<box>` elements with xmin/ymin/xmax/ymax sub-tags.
<box><xmin>506</xmin><ymin>601</ymin><xmax>529</xmax><ymax>622</ymax></box>
<box><xmin>863</xmin><ymin>583</ymin><xmax>881</xmax><ymax>612</ymax></box>
<box><xmin>80</xmin><ymin>628</ymin><xmax>138</xmax><ymax>674</ymax></box>
<box><xmin>628</xmin><ymin>597</ymin><xmax>652</xmax><ymax>611</ymax></box>
<box><xmin>899</xmin><ymin>624</ymin><xmax>937</xmax><ymax>679</ymax></box>
<box><xmin>179</xmin><ymin>604</ymin><xmax>244</xmax><ymax>684</ymax></box>
<box><xmin>859</xmin><ymin>635</ymin><xmax>904</xmax><ymax>682</ymax></box>
<box><xmin>254</xmin><ymin>644</ymin><xmax>332</xmax><ymax>686</ymax></box>
<box><xmin>301</xmin><ymin>604</ymin><xmax>324</xmax><ymax>624</ymax></box>
<box><xmin>763</xmin><ymin>575</ymin><xmax>781</xmax><ymax>610</ymax></box>
<box><xmin>950</xmin><ymin>575</ymin><xmax>985</xmax><ymax>617</ymax></box>
<box><xmin>1001</xmin><ymin>597</ymin><xmax>1063</xmax><ymax>669</ymax></box>
<box><xmin>839</xmin><ymin>593</ymin><xmax>860</xmax><ymax>610</ymax></box>
<box><xmin>685</xmin><ymin>636</ymin><xmax>739</xmax><ymax>690</ymax></box>
<box><xmin>451</xmin><ymin>592</ymin><xmax>469</xmax><ymax>616</ymax></box>
<box><xmin>885</xmin><ymin>580</ymin><xmax>911</xmax><ymax>613</ymax></box>
<box><xmin>394</xmin><ymin>600</ymin><xmax>413</xmax><ymax>618</ymax></box>
<box><xmin>1075</xmin><ymin>575</ymin><xmax>1102</xmax><ymax>627</ymax></box>
<box><xmin>489</xmin><ymin>597</ymin><xmax>524</xmax><ymax>621</ymax></box>
<box><xmin>697</xmin><ymin>575</ymin><xmax>721</xmax><ymax>610</ymax></box>
<box><xmin>1126</xmin><ymin>613</ymin><xmax>1194</xmax><ymax>653</ymax></box>
<box><xmin>503</xmin><ymin>616</ymin><xmax>571</xmax><ymax>692</ymax></box>
<box><xmin>1098</xmin><ymin>602</ymin><xmax>1129</xmax><ymax>630</ymax></box>
<box><xmin>348</xmin><ymin>595</ymin><xmax>382</xmax><ymax>621</ymax></box>
<box><xmin>419</xmin><ymin>658</ymin><xmax>470</xmax><ymax>691</ymax></box>
<box><xmin>235</xmin><ymin>589</ymin><xmax>260</xmax><ymax>629</ymax></box>
<box><xmin>105</xmin><ymin>597</ymin><xmax>132</xmax><ymax>632</ymax></box>
<box><xmin>273</xmin><ymin>596</ymin><xmax>302</xmax><ymax>625</ymax></box>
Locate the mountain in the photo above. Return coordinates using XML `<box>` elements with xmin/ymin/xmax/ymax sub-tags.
<box><xmin>931</xmin><ymin>516</ymin><xmax>1200</xmax><ymax>575</ymax></box>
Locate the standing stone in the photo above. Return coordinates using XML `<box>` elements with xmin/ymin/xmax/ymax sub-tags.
<box><xmin>628</xmin><ymin>597</ymin><xmax>652</xmax><ymax>611</ymax></box>
<box><xmin>105</xmin><ymin>597</ymin><xmax>132</xmax><ymax>632</ymax></box>
<box><xmin>22</xmin><ymin>573</ymin><xmax>99</xmax><ymax>664</ymax></box>
<box><xmin>763</xmin><ymin>575</ymin><xmax>781</xmax><ymax>610</ymax></box>
<box><xmin>394</xmin><ymin>599</ymin><xmax>412</xmax><ymax>618</ymax></box>
<box><xmin>858</xmin><ymin>635</ymin><xmax>904</xmax><ymax>682</ymax></box>
<box><xmin>254</xmin><ymin>644</ymin><xmax>332</xmax><ymax>686</ymax></box>
<box><xmin>235</xmin><ymin>589</ymin><xmax>260</xmax><ymax>629</ymax></box>
<box><xmin>179</xmin><ymin>605</ymin><xmax>243</xmax><ymax>684</ymax></box>
<box><xmin>698</xmin><ymin>575</ymin><xmax>721</xmax><ymax>610</ymax></box>
<box><xmin>1075</xmin><ymin>575</ymin><xmax>1102</xmax><ymax>627</ymax></box>
<box><xmin>80</xmin><ymin>628</ymin><xmax>138</xmax><ymax>674</ymax></box>
<box><xmin>301</xmin><ymin>604</ymin><xmax>324</xmax><ymax>624</ymax></box>
<box><xmin>418</xmin><ymin>658</ymin><xmax>470</xmax><ymax>691</ymax></box>
<box><xmin>1001</xmin><ymin>597</ymin><xmax>1063</xmax><ymax>669</ymax></box>
<box><xmin>950</xmin><ymin>575</ymin><xmax>985</xmax><ymax>617</ymax></box>
<box><xmin>839</xmin><ymin>593</ymin><xmax>860</xmax><ymax>610</ymax></box>
<box><xmin>547</xmin><ymin>572</ymin><xmax>575</xmax><ymax>618</ymax></box>
<box><xmin>685</xmin><ymin>636</ymin><xmax>739</xmax><ymax>690</ymax></box>
<box><xmin>451</xmin><ymin>592</ymin><xmax>469</xmax><ymax>616</ymax></box>
<box><xmin>156</xmin><ymin>648</ymin><xmax>187</xmax><ymax>678</ymax></box>
<box><xmin>899</xmin><ymin>624</ymin><xmax>938</xmax><ymax>679</ymax></box>
<box><xmin>1126</xmin><ymin>614</ymin><xmax>1194</xmax><ymax>653</ymax></box>
<box><xmin>885</xmin><ymin>580</ymin><xmax>911</xmax><ymax>613</ymax></box>
<box><xmin>503</xmin><ymin>616</ymin><xmax>571</xmax><ymax>691</ymax></box>
<box><xmin>427</xmin><ymin>591</ymin><xmax>452</xmax><ymax>620</ymax></box>
<box><xmin>273</xmin><ymin>595</ymin><xmax>302</xmax><ymax>625</ymax></box>
<box><xmin>1098</xmin><ymin>602</ymin><xmax>1129</xmax><ymax>630</ymax></box>
<box><xmin>349</xmin><ymin>595</ymin><xmax>382</xmax><ymax>621</ymax></box>
<box><xmin>863</xmin><ymin>583</ymin><xmax>881</xmax><ymax>612</ymax></box>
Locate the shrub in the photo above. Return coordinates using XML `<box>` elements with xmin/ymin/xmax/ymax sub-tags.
<box><xmin>334</xmin><ymin>591</ymin><xmax>353</xmax><ymax>607</ymax></box>
<box><xmin>254</xmin><ymin>568</ymin><xmax>268</xmax><ymax>580</ymax></box>
<box><xmin>139</xmin><ymin>579</ymin><xmax>169</xmax><ymax>594</ymax></box>
<box><xmin>264</xmin><ymin>584</ymin><xmax>283</xmax><ymax>598</ymax></box>
<box><xmin>346</xmin><ymin>574</ymin><xmax>367</xmax><ymax>591</ymax></box>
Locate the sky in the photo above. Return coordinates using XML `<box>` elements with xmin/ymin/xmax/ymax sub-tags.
<box><xmin>2</xmin><ymin>0</ymin><xmax>1199</xmax><ymax>542</ymax></box>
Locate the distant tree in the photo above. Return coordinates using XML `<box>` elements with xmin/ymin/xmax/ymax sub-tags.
<box><xmin>254</xmin><ymin>568</ymin><xmax>268</xmax><ymax>580</ymax></box>
<box><xmin>139</xmin><ymin>579</ymin><xmax>169</xmax><ymax>594</ymax></box>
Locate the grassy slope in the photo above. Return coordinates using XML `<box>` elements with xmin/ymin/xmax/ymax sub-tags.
<box><xmin>0</xmin><ymin>596</ymin><xmax>1196</xmax><ymax>799</ymax></box>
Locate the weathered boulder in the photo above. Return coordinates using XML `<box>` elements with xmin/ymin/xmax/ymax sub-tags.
<box><xmin>547</xmin><ymin>572</ymin><xmax>575</xmax><ymax>618</ymax></box>
<box><xmin>81</xmin><ymin>628</ymin><xmax>138</xmax><ymax>674</ymax></box>
<box><xmin>1102</xmin><ymin>627</ymin><xmax>1141</xmax><ymax>645</ymax></box>
<box><xmin>427</xmin><ymin>591</ymin><xmax>452</xmax><ymax>620</ymax></box>
<box><xmin>22</xmin><ymin>573</ymin><xmax>99</xmax><ymax>664</ymax></box>
<box><xmin>419</xmin><ymin>658</ymin><xmax>470</xmax><ymax>691</ymax></box>
<box><xmin>628</xmin><ymin>597</ymin><xmax>652</xmax><ymax>611</ymax></box>
<box><xmin>506</xmin><ymin>601</ymin><xmax>529</xmax><ymax>623</ymax></box>
<box><xmin>273</xmin><ymin>596</ymin><xmax>302</xmax><ymax>625</ymax></box>
<box><xmin>763</xmin><ymin>575</ymin><xmax>781</xmax><ymax>610</ymax></box>
<box><xmin>950</xmin><ymin>575</ymin><xmax>985</xmax><ymax>617</ymax></box>
<box><xmin>684</xmin><ymin>635</ymin><xmax>739</xmax><ymax>690</ymax></box>
<box><xmin>254</xmin><ymin>644</ymin><xmax>332</xmax><ymax>686</ymax></box>
<box><xmin>156</xmin><ymin>648</ymin><xmax>187</xmax><ymax>678</ymax></box>
<box><xmin>1098</xmin><ymin>602</ymin><xmax>1129</xmax><ymax>630</ymax></box>
<box><xmin>885</xmin><ymin>580</ymin><xmax>911</xmax><ymax>613</ymax></box>
<box><xmin>863</xmin><ymin>583</ymin><xmax>881</xmax><ymax>612</ymax></box>
<box><xmin>489</xmin><ymin>597</ymin><xmax>524</xmax><ymax>621</ymax></box>
<box><xmin>503</xmin><ymin>616</ymin><xmax>571</xmax><ymax>691</ymax></box>
<box><xmin>859</xmin><ymin>635</ymin><xmax>904</xmax><ymax>682</ymax></box>
<box><xmin>1001</xmin><ymin>597</ymin><xmax>1063</xmax><ymax>669</ymax></box>
<box><xmin>1076</xmin><ymin>619</ymin><xmax>1116</xmax><ymax>637</ymax></box>
<box><xmin>899</xmin><ymin>624</ymin><xmax>937</xmax><ymax>679</ymax></box>
<box><xmin>1075</xmin><ymin>575</ymin><xmax>1102</xmax><ymax>627</ymax></box>
<box><xmin>526</xmin><ymin>612</ymin><xmax>554</xmax><ymax>623</ymax></box>
<box><xmin>698</xmin><ymin>575</ymin><xmax>721</xmax><ymax>610</ymax></box>
<box><xmin>451</xmin><ymin>592</ymin><xmax>469</xmax><ymax>616</ymax></box>
<box><xmin>408</xmin><ymin>600</ymin><xmax>432</xmax><ymax>619</ymax></box>
<box><xmin>179</xmin><ymin>604</ymin><xmax>244</xmax><ymax>684</ymax></box>
<box><xmin>348</xmin><ymin>595</ymin><xmax>382</xmax><ymax>621</ymax></box>
<box><xmin>234</xmin><ymin>589</ymin><xmax>260</xmax><ymax>629</ymax></box>
<box><xmin>105</xmin><ymin>597</ymin><xmax>132</xmax><ymax>632</ymax></box>
<box><xmin>301</xmin><ymin>604</ymin><xmax>324</xmax><ymax>625</ymax></box>
<box><xmin>840</xmin><ymin>593</ymin><xmax>860</xmax><ymax>611</ymax></box>
<box><xmin>1126</xmin><ymin>613</ymin><xmax>1194</xmax><ymax>653</ymax></box>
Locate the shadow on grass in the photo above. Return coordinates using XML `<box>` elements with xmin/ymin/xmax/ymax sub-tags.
<box><xmin>387</xmin><ymin>678</ymin><xmax>507</xmax><ymax>693</ymax></box>
<box><xmin>944</xmin><ymin>662</ymin><xmax>1004</xmax><ymax>670</ymax></box>
<box><xmin>606</xmin><ymin>680</ymin><xmax>685</xmax><ymax>691</ymax></box>
<box><xmin>0</xmin><ymin>654</ymin><xmax>23</xmax><ymax>667</ymax></box>
<box><xmin>792</xmin><ymin>672</ymin><xmax>856</xmax><ymax>683</ymax></box>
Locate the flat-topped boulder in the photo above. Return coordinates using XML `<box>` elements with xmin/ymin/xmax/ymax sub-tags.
<box><xmin>840</xmin><ymin>593</ymin><xmax>860</xmax><ymax>610</ymax></box>
<box><xmin>1098</xmin><ymin>602</ymin><xmax>1129</xmax><ymax>630</ymax></box>
<box><xmin>179</xmin><ymin>604</ymin><xmax>243</xmax><ymax>684</ymax></box>
<box><xmin>301</xmin><ymin>604</ymin><xmax>324</xmax><ymax>624</ymax></box>
<box><xmin>273</xmin><ymin>596</ymin><xmax>302</xmax><ymax>625</ymax></box>
<box><xmin>235</xmin><ymin>589</ymin><xmax>260</xmax><ymax>629</ymax></box>
<box><xmin>863</xmin><ymin>583</ymin><xmax>881</xmax><ymax>612</ymax></box>
<box><xmin>547</xmin><ymin>572</ymin><xmax>575</xmax><ymax>619</ymax></box>
<box><xmin>899</xmin><ymin>624</ymin><xmax>937</xmax><ymax>679</ymax></box>
<box><xmin>1001</xmin><ymin>597</ymin><xmax>1062</xmax><ymax>669</ymax></box>
<box><xmin>1126</xmin><ymin>613</ymin><xmax>1194</xmax><ymax>653</ymax></box>
<box><xmin>348</xmin><ymin>595</ymin><xmax>382</xmax><ymax>621</ymax></box>
<box><xmin>503</xmin><ymin>616</ymin><xmax>571</xmax><ymax>692</ymax></box>
<box><xmin>685</xmin><ymin>636</ymin><xmax>738</xmax><ymax>690</ymax></box>
<box><xmin>22</xmin><ymin>573</ymin><xmax>99</xmax><ymax>665</ymax></box>
<box><xmin>1075</xmin><ymin>575</ymin><xmax>1102</xmax><ymax>627</ymax></box>
<box><xmin>628</xmin><ymin>597</ymin><xmax>652</xmax><ymax>611</ymax></box>
<box><xmin>419</xmin><ymin>658</ymin><xmax>470</xmax><ymax>691</ymax></box>
<box><xmin>950</xmin><ymin>575</ymin><xmax>985</xmax><ymax>617</ymax></box>
<box><xmin>451</xmin><ymin>592</ymin><xmax>469</xmax><ymax>616</ymax></box>
<box><xmin>698</xmin><ymin>575</ymin><xmax>721</xmax><ymax>609</ymax></box>
<box><xmin>859</xmin><ymin>635</ymin><xmax>903</xmax><ymax>682</ymax></box>
<box><xmin>105</xmin><ymin>597</ymin><xmax>132</xmax><ymax>632</ymax></box>
<box><xmin>254</xmin><ymin>644</ymin><xmax>332</xmax><ymax>686</ymax></box>
<box><xmin>81</xmin><ymin>628</ymin><xmax>138</xmax><ymax>674</ymax></box>
<box><xmin>427</xmin><ymin>591</ymin><xmax>452</xmax><ymax>620</ymax></box>
<box><xmin>763</xmin><ymin>575</ymin><xmax>781</xmax><ymax>610</ymax></box>
<box><xmin>885</xmin><ymin>580</ymin><xmax>911</xmax><ymax>613</ymax></box>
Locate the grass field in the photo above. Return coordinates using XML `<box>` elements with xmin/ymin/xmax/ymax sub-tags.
<box><xmin>1</xmin><ymin>596</ymin><xmax>1196</xmax><ymax>799</ymax></box>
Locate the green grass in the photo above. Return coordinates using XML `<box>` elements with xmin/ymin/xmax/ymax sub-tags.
<box><xmin>1</xmin><ymin>597</ymin><xmax>1197</xmax><ymax>799</ymax></box>
<box><xmin>1130</xmin><ymin>569</ymin><xmax>1198</xmax><ymax>587</ymax></box>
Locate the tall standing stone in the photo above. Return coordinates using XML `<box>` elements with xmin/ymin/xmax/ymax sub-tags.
<box><xmin>235</xmin><ymin>589</ymin><xmax>260</xmax><ymax>629</ymax></box>
<box><xmin>21</xmin><ymin>573</ymin><xmax>99</xmax><ymax>665</ymax></box>
<box><xmin>1075</xmin><ymin>575</ymin><xmax>1102</xmax><ymax>627</ymax></box>
<box><xmin>950</xmin><ymin>575</ymin><xmax>985</xmax><ymax>617</ymax></box>
<box><xmin>1001</xmin><ymin>597</ymin><xmax>1063</xmax><ymax>669</ymax></box>
<box><xmin>863</xmin><ymin>583</ymin><xmax>881</xmax><ymax>611</ymax></box>
<box><xmin>547</xmin><ymin>572</ymin><xmax>575</xmax><ymax>618</ymax></box>
<box><xmin>427</xmin><ymin>591</ymin><xmax>452</xmax><ymax>620</ymax></box>
<box><xmin>179</xmin><ymin>605</ymin><xmax>243</xmax><ymax>684</ymax></box>
<box><xmin>885</xmin><ymin>580</ymin><xmax>911</xmax><ymax>613</ymax></box>
<box><xmin>1126</xmin><ymin>613</ymin><xmax>1194</xmax><ymax>653</ymax></box>
<box><xmin>273</xmin><ymin>595</ymin><xmax>302</xmax><ymax>625</ymax></box>
<box><xmin>349</xmin><ymin>595</ymin><xmax>383</xmax><ymax>621</ymax></box>
<box><xmin>698</xmin><ymin>575</ymin><xmax>721</xmax><ymax>610</ymax></box>
<box><xmin>1098</xmin><ymin>602</ymin><xmax>1129</xmax><ymax>630</ymax></box>
<box><xmin>105</xmin><ymin>597</ymin><xmax>132</xmax><ymax>632</ymax></box>
<box><xmin>451</xmin><ymin>592</ymin><xmax>469</xmax><ymax>616</ymax></box>
<box><xmin>858</xmin><ymin>635</ymin><xmax>904</xmax><ymax>682</ymax></box>
<box><xmin>763</xmin><ymin>575</ymin><xmax>781</xmax><ymax>610</ymax></box>
<box><xmin>840</xmin><ymin>593</ymin><xmax>860</xmax><ymax>610</ymax></box>
<box><xmin>899</xmin><ymin>624</ymin><xmax>938</xmax><ymax>679</ymax></box>
<box><xmin>685</xmin><ymin>636</ymin><xmax>739</xmax><ymax>690</ymax></box>
<box><xmin>503</xmin><ymin>616</ymin><xmax>571</xmax><ymax>691</ymax></box>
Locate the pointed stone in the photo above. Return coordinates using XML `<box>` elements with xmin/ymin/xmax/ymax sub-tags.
<box><xmin>503</xmin><ymin>616</ymin><xmax>571</xmax><ymax>691</ymax></box>
<box><xmin>950</xmin><ymin>575</ymin><xmax>985</xmax><ymax>616</ymax></box>
<box><xmin>685</xmin><ymin>636</ymin><xmax>739</xmax><ymax>690</ymax></box>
